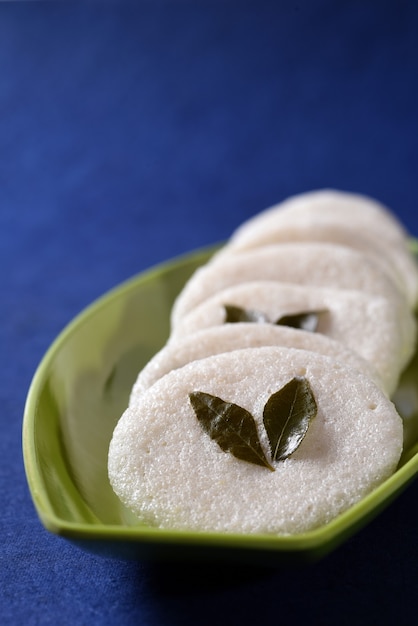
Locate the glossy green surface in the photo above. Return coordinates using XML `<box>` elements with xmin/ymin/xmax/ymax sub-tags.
<box><xmin>23</xmin><ymin>243</ymin><xmax>418</xmax><ymax>564</ymax></box>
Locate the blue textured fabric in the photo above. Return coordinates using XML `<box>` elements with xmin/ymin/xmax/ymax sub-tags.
<box><xmin>1</xmin><ymin>1</ymin><xmax>418</xmax><ymax>624</ymax></box>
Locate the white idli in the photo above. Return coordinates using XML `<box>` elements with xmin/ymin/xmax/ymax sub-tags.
<box><xmin>170</xmin><ymin>280</ymin><xmax>416</xmax><ymax>395</ymax></box>
<box><xmin>230</xmin><ymin>189</ymin><xmax>409</xmax><ymax>248</ymax></box>
<box><xmin>219</xmin><ymin>221</ymin><xmax>418</xmax><ymax>308</ymax></box>
<box><xmin>170</xmin><ymin>243</ymin><xmax>406</xmax><ymax>327</ymax></box>
<box><xmin>108</xmin><ymin>347</ymin><xmax>403</xmax><ymax>535</ymax></box>
<box><xmin>129</xmin><ymin>323</ymin><xmax>383</xmax><ymax>402</ymax></box>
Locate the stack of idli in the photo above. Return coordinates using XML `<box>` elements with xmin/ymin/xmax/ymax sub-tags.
<box><xmin>109</xmin><ymin>189</ymin><xmax>418</xmax><ymax>535</ymax></box>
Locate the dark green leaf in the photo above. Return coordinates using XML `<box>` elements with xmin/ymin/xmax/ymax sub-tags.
<box><xmin>263</xmin><ymin>377</ymin><xmax>317</xmax><ymax>462</ymax></box>
<box><xmin>275</xmin><ymin>310</ymin><xmax>327</xmax><ymax>332</ymax></box>
<box><xmin>224</xmin><ymin>304</ymin><xmax>270</xmax><ymax>324</ymax></box>
<box><xmin>189</xmin><ymin>391</ymin><xmax>274</xmax><ymax>471</ymax></box>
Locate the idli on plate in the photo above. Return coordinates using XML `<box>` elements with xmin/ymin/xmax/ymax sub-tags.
<box><xmin>170</xmin><ymin>243</ymin><xmax>407</xmax><ymax>327</ymax></box>
<box><xmin>129</xmin><ymin>323</ymin><xmax>383</xmax><ymax>403</ymax></box>
<box><xmin>170</xmin><ymin>280</ymin><xmax>416</xmax><ymax>396</ymax></box>
<box><xmin>108</xmin><ymin>346</ymin><xmax>403</xmax><ymax>535</ymax></box>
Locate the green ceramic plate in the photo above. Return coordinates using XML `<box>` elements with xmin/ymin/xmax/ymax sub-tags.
<box><xmin>23</xmin><ymin>243</ymin><xmax>418</xmax><ymax>564</ymax></box>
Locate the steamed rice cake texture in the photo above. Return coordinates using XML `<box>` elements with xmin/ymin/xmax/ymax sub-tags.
<box><xmin>108</xmin><ymin>347</ymin><xmax>403</xmax><ymax>535</ymax></box>
<box><xmin>218</xmin><ymin>220</ymin><xmax>418</xmax><ymax>308</ymax></box>
<box><xmin>129</xmin><ymin>323</ymin><xmax>383</xmax><ymax>403</ymax></box>
<box><xmin>169</xmin><ymin>280</ymin><xmax>415</xmax><ymax>396</ymax></box>
<box><xmin>222</xmin><ymin>189</ymin><xmax>418</xmax><ymax>308</ymax></box>
<box><xmin>170</xmin><ymin>242</ymin><xmax>408</xmax><ymax>327</ymax></box>
<box><xmin>229</xmin><ymin>189</ymin><xmax>409</xmax><ymax>249</ymax></box>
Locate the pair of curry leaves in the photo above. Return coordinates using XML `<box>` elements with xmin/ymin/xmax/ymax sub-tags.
<box><xmin>224</xmin><ymin>304</ymin><xmax>327</xmax><ymax>333</ymax></box>
<box><xmin>189</xmin><ymin>376</ymin><xmax>317</xmax><ymax>471</ymax></box>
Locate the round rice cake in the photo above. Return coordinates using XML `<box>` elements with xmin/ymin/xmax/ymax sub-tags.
<box><xmin>108</xmin><ymin>346</ymin><xmax>403</xmax><ymax>535</ymax></box>
<box><xmin>229</xmin><ymin>189</ymin><xmax>409</xmax><ymax>249</ymax></box>
<box><xmin>219</xmin><ymin>220</ymin><xmax>418</xmax><ymax>308</ymax></box>
<box><xmin>170</xmin><ymin>243</ymin><xmax>407</xmax><ymax>327</ymax></box>
<box><xmin>170</xmin><ymin>280</ymin><xmax>416</xmax><ymax>395</ymax></box>
<box><xmin>129</xmin><ymin>323</ymin><xmax>383</xmax><ymax>403</ymax></box>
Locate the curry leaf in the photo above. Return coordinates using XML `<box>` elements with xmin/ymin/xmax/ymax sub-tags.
<box><xmin>275</xmin><ymin>310</ymin><xmax>327</xmax><ymax>332</ymax></box>
<box><xmin>189</xmin><ymin>391</ymin><xmax>274</xmax><ymax>471</ymax></box>
<box><xmin>224</xmin><ymin>304</ymin><xmax>328</xmax><ymax>331</ymax></box>
<box><xmin>224</xmin><ymin>304</ymin><xmax>270</xmax><ymax>324</ymax></box>
<box><xmin>263</xmin><ymin>377</ymin><xmax>317</xmax><ymax>462</ymax></box>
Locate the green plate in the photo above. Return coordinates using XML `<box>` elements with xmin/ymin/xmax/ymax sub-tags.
<box><xmin>22</xmin><ymin>243</ymin><xmax>418</xmax><ymax>564</ymax></box>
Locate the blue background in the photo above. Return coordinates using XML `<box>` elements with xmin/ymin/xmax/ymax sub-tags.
<box><xmin>1</xmin><ymin>1</ymin><xmax>418</xmax><ymax>624</ymax></box>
